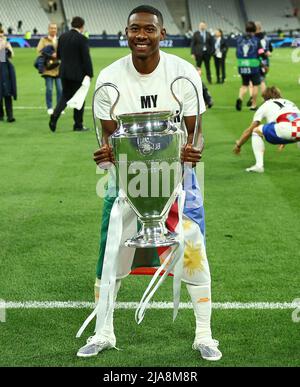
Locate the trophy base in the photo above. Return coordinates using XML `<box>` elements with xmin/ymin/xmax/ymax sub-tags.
<box><xmin>125</xmin><ymin>221</ymin><xmax>179</xmax><ymax>248</ymax></box>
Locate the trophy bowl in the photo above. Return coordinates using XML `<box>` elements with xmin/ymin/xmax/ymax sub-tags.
<box><xmin>93</xmin><ymin>77</ymin><xmax>201</xmax><ymax>249</ymax></box>
<box><xmin>111</xmin><ymin>111</ymin><xmax>184</xmax><ymax>248</ymax></box>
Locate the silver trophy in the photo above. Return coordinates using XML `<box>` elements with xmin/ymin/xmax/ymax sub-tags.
<box><xmin>93</xmin><ymin>77</ymin><xmax>200</xmax><ymax>248</ymax></box>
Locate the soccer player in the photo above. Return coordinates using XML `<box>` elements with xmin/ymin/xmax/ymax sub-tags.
<box><xmin>233</xmin><ymin>86</ymin><xmax>300</xmax><ymax>172</ymax></box>
<box><xmin>77</xmin><ymin>5</ymin><xmax>222</xmax><ymax>361</ymax></box>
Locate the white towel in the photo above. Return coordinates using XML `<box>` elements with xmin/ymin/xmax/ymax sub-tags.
<box><xmin>67</xmin><ymin>75</ymin><xmax>91</xmax><ymax>110</ymax></box>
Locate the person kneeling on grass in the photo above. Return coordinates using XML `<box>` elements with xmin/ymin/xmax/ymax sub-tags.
<box><xmin>233</xmin><ymin>86</ymin><xmax>300</xmax><ymax>173</ymax></box>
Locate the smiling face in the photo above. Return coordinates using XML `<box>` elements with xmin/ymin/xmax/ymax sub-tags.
<box><xmin>126</xmin><ymin>12</ymin><xmax>166</xmax><ymax>60</ymax></box>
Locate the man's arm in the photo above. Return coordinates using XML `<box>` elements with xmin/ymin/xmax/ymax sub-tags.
<box><xmin>182</xmin><ymin>115</ymin><xmax>203</xmax><ymax>164</ymax></box>
<box><xmin>233</xmin><ymin>120</ymin><xmax>260</xmax><ymax>154</ymax></box>
<box><xmin>80</xmin><ymin>36</ymin><xmax>93</xmax><ymax>78</ymax></box>
<box><xmin>93</xmin><ymin>119</ymin><xmax>117</xmax><ymax>167</ymax></box>
<box><xmin>209</xmin><ymin>33</ymin><xmax>215</xmax><ymax>56</ymax></box>
<box><xmin>6</xmin><ymin>41</ymin><xmax>14</xmax><ymax>57</ymax></box>
<box><xmin>36</xmin><ymin>38</ymin><xmax>44</xmax><ymax>54</ymax></box>
<box><xmin>222</xmin><ymin>39</ymin><xmax>228</xmax><ymax>55</ymax></box>
<box><xmin>191</xmin><ymin>32</ymin><xmax>197</xmax><ymax>56</ymax></box>
<box><xmin>56</xmin><ymin>37</ymin><xmax>61</xmax><ymax>60</ymax></box>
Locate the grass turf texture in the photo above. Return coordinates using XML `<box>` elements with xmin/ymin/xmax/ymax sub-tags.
<box><xmin>0</xmin><ymin>47</ymin><xmax>299</xmax><ymax>367</ymax></box>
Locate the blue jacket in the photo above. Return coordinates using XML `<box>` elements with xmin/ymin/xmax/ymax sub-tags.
<box><xmin>34</xmin><ymin>45</ymin><xmax>56</xmax><ymax>74</ymax></box>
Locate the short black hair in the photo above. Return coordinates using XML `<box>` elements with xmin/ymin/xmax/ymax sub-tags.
<box><xmin>245</xmin><ymin>21</ymin><xmax>256</xmax><ymax>33</ymax></box>
<box><xmin>71</xmin><ymin>16</ymin><xmax>85</xmax><ymax>29</ymax></box>
<box><xmin>127</xmin><ymin>5</ymin><xmax>164</xmax><ymax>26</ymax></box>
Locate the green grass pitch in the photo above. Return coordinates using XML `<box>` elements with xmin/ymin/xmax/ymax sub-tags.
<box><xmin>0</xmin><ymin>47</ymin><xmax>299</xmax><ymax>367</ymax></box>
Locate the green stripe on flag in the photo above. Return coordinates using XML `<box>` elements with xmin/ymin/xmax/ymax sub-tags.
<box><xmin>96</xmin><ymin>188</ymin><xmax>161</xmax><ymax>279</ymax></box>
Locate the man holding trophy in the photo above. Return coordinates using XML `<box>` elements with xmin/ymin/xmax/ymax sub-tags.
<box><xmin>77</xmin><ymin>5</ymin><xmax>222</xmax><ymax>362</ymax></box>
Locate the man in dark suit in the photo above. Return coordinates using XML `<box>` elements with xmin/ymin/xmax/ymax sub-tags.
<box><xmin>191</xmin><ymin>22</ymin><xmax>214</xmax><ymax>84</ymax></box>
<box><xmin>49</xmin><ymin>16</ymin><xmax>93</xmax><ymax>132</ymax></box>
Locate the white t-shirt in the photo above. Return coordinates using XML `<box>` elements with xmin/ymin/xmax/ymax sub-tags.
<box><xmin>253</xmin><ymin>98</ymin><xmax>300</xmax><ymax>123</ymax></box>
<box><xmin>94</xmin><ymin>51</ymin><xmax>206</xmax><ymax>127</ymax></box>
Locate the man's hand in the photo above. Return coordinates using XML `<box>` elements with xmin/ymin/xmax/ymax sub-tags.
<box><xmin>278</xmin><ymin>144</ymin><xmax>286</xmax><ymax>152</ymax></box>
<box><xmin>181</xmin><ymin>144</ymin><xmax>202</xmax><ymax>165</ymax></box>
<box><xmin>93</xmin><ymin>145</ymin><xmax>115</xmax><ymax>168</ymax></box>
<box><xmin>233</xmin><ymin>141</ymin><xmax>241</xmax><ymax>155</ymax></box>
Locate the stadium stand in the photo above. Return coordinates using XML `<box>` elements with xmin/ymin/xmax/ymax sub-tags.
<box><xmin>0</xmin><ymin>0</ymin><xmax>50</xmax><ymax>34</ymax></box>
<box><xmin>244</xmin><ymin>0</ymin><xmax>300</xmax><ymax>32</ymax></box>
<box><xmin>188</xmin><ymin>0</ymin><xmax>245</xmax><ymax>34</ymax></box>
<box><xmin>63</xmin><ymin>0</ymin><xmax>180</xmax><ymax>35</ymax></box>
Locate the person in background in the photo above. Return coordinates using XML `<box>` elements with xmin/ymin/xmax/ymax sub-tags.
<box><xmin>17</xmin><ymin>20</ymin><xmax>23</xmax><ymax>33</ymax></box>
<box><xmin>48</xmin><ymin>0</ymin><xmax>54</xmax><ymax>13</ymax></box>
<box><xmin>0</xmin><ymin>29</ymin><xmax>17</xmax><ymax>122</ymax></box>
<box><xmin>117</xmin><ymin>31</ymin><xmax>124</xmax><ymax>40</ymax></box>
<box><xmin>247</xmin><ymin>22</ymin><xmax>272</xmax><ymax>106</ymax></box>
<box><xmin>213</xmin><ymin>29</ymin><xmax>228</xmax><ymax>84</ymax></box>
<box><xmin>49</xmin><ymin>16</ymin><xmax>93</xmax><ymax>132</ymax></box>
<box><xmin>37</xmin><ymin>23</ymin><xmax>61</xmax><ymax>115</ymax></box>
<box><xmin>234</xmin><ymin>86</ymin><xmax>300</xmax><ymax>173</ymax></box>
<box><xmin>236</xmin><ymin>21</ymin><xmax>267</xmax><ymax>111</ymax></box>
<box><xmin>191</xmin><ymin>22</ymin><xmax>214</xmax><ymax>84</ymax></box>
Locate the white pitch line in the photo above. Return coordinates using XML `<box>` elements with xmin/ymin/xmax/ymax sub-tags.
<box><xmin>4</xmin><ymin>301</ymin><xmax>299</xmax><ymax>310</ymax></box>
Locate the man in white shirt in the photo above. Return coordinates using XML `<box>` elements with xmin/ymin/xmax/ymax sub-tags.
<box><xmin>233</xmin><ymin>86</ymin><xmax>300</xmax><ymax>172</ymax></box>
<box><xmin>77</xmin><ymin>5</ymin><xmax>222</xmax><ymax>362</ymax></box>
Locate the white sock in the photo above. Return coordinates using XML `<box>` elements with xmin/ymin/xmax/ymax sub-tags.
<box><xmin>251</xmin><ymin>133</ymin><xmax>265</xmax><ymax>168</ymax></box>
<box><xmin>95</xmin><ymin>279</ymin><xmax>121</xmax><ymax>341</ymax></box>
<box><xmin>186</xmin><ymin>283</ymin><xmax>212</xmax><ymax>342</ymax></box>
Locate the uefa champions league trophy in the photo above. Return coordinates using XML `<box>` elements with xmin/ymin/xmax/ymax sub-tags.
<box><xmin>93</xmin><ymin>77</ymin><xmax>200</xmax><ymax>249</ymax></box>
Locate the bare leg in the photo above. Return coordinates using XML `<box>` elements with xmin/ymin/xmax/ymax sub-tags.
<box><xmin>239</xmin><ymin>85</ymin><xmax>248</xmax><ymax>100</ymax></box>
<box><xmin>260</xmin><ymin>80</ymin><xmax>266</xmax><ymax>94</ymax></box>
<box><xmin>251</xmin><ymin>86</ymin><xmax>259</xmax><ymax>108</ymax></box>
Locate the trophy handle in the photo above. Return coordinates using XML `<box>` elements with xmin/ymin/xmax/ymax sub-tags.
<box><xmin>92</xmin><ymin>82</ymin><xmax>120</xmax><ymax>146</ymax></box>
<box><xmin>170</xmin><ymin>76</ymin><xmax>201</xmax><ymax>149</ymax></box>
